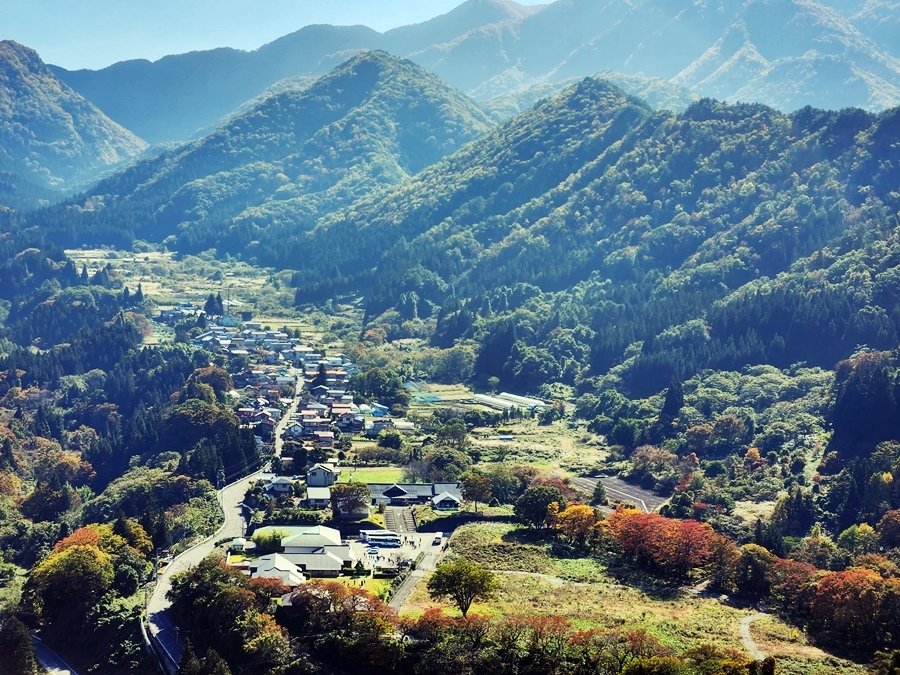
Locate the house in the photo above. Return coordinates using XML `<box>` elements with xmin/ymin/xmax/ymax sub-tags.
<box><xmin>368</xmin><ymin>482</ymin><xmax>463</xmax><ymax>507</ymax></box>
<box><xmin>336</xmin><ymin>414</ymin><xmax>364</xmax><ymax>433</ymax></box>
<box><xmin>228</xmin><ymin>538</ymin><xmax>247</xmax><ymax>553</ymax></box>
<box><xmin>309</xmin><ymin>385</ymin><xmax>330</xmax><ymax>399</ymax></box>
<box><xmin>282</xmin><ymin>422</ymin><xmax>305</xmax><ymax>439</ymax></box>
<box><xmin>281</xmin><ymin>526</ymin><xmax>344</xmax><ymax>553</ymax></box>
<box><xmin>254</xmin><ymin>418</ymin><xmax>276</xmax><ymax>438</ymax></box>
<box><xmin>365</xmin><ymin>419</ymin><xmax>395</xmax><ymax>438</ymax></box>
<box><xmin>247</xmin><ymin>554</ymin><xmax>306</xmax><ymax>587</ymax></box>
<box><xmin>279</xmin><ymin>526</ymin><xmax>353</xmax><ymax>577</ymax></box>
<box><xmin>306</xmin><ymin>486</ymin><xmax>331</xmax><ymax>509</ymax></box>
<box><xmin>312</xmin><ymin>430</ymin><xmax>334</xmax><ymax>449</ymax></box>
<box><xmin>432</xmin><ymin>492</ymin><xmax>463</xmax><ymax>510</ymax></box>
<box><xmin>307</xmin><ymin>463</ymin><xmax>340</xmax><ymax>487</ymax></box>
<box><xmin>266</xmin><ymin>476</ymin><xmax>295</xmax><ymax>496</ymax></box>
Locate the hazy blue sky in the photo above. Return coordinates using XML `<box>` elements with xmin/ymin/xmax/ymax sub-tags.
<box><xmin>3</xmin><ymin>0</ymin><xmax>546</xmax><ymax>70</ymax></box>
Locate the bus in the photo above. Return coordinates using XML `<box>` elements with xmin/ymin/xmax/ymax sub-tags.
<box><xmin>359</xmin><ymin>530</ymin><xmax>402</xmax><ymax>547</ymax></box>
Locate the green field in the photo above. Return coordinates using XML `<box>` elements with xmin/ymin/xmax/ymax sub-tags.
<box><xmin>339</xmin><ymin>466</ymin><xmax>406</xmax><ymax>484</ymax></box>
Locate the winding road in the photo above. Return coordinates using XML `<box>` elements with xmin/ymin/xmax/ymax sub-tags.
<box><xmin>740</xmin><ymin>613</ymin><xmax>766</xmax><ymax>660</ymax></box>
<box><xmin>144</xmin><ymin>371</ymin><xmax>302</xmax><ymax>672</ymax></box>
<box><xmin>32</xmin><ymin>636</ymin><xmax>82</xmax><ymax>675</ymax></box>
<box><xmin>570</xmin><ymin>475</ymin><xmax>669</xmax><ymax>513</ymax></box>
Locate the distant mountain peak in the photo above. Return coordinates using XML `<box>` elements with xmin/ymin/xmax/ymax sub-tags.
<box><xmin>0</xmin><ymin>41</ymin><xmax>147</xmax><ymax>209</ymax></box>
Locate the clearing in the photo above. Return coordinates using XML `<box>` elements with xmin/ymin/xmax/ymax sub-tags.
<box><xmin>399</xmin><ymin>522</ymin><xmax>865</xmax><ymax>675</ymax></box>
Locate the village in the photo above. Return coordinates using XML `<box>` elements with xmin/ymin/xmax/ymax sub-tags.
<box><xmin>160</xmin><ymin>307</ymin><xmax>464</xmax><ymax>597</ymax></box>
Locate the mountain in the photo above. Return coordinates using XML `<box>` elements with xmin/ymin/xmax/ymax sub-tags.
<box><xmin>672</xmin><ymin>0</ymin><xmax>900</xmax><ymax>111</ymax></box>
<box><xmin>35</xmin><ymin>51</ymin><xmax>495</xmax><ymax>252</ymax></box>
<box><xmin>52</xmin><ymin>25</ymin><xmax>382</xmax><ymax>144</ymax></box>
<box><xmin>272</xmin><ymin>78</ymin><xmax>897</xmax><ymax>396</ymax></box>
<box><xmin>51</xmin><ymin>0</ymin><xmax>899</xmax><ymax>146</ymax></box>
<box><xmin>0</xmin><ymin>41</ymin><xmax>147</xmax><ymax>210</ymax></box>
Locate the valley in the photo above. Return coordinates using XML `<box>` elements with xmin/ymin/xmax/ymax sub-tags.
<box><xmin>0</xmin><ymin>1</ymin><xmax>898</xmax><ymax>673</ymax></box>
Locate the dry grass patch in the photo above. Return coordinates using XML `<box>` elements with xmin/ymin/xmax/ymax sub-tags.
<box><xmin>400</xmin><ymin>522</ymin><xmax>866</xmax><ymax>674</ymax></box>
<box><xmin>733</xmin><ymin>500</ymin><xmax>777</xmax><ymax>525</ymax></box>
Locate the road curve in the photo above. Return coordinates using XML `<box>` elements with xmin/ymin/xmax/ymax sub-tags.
<box><xmin>145</xmin><ymin>371</ymin><xmax>302</xmax><ymax>671</ymax></box>
<box><xmin>570</xmin><ymin>475</ymin><xmax>668</xmax><ymax>513</ymax></box>
<box><xmin>739</xmin><ymin>613</ymin><xmax>766</xmax><ymax>660</ymax></box>
<box><xmin>32</xmin><ymin>636</ymin><xmax>82</xmax><ymax>675</ymax></box>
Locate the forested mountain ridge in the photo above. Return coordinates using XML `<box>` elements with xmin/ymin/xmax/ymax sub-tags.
<box><xmin>0</xmin><ymin>41</ymin><xmax>147</xmax><ymax>210</ymax></box>
<box><xmin>275</xmin><ymin>78</ymin><xmax>900</xmax><ymax>400</ymax></box>
<box><xmin>34</xmin><ymin>51</ymin><xmax>496</xmax><ymax>252</ymax></box>
<box><xmin>50</xmin><ymin>0</ymin><xmax>900</xmax><ymax>145</ymax></box>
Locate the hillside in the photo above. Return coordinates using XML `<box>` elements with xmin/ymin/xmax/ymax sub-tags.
<box><xmin>35</xmin><ymin>51</ymin><xmax>495</xmax><ymax>251</ymax></box>
<box><xmin>0</xmin><ymin>41</ymin><xmax>147</xmax><ymax>210</ymax></box>
<box><xmin>50</xmin><ymin>0</ymin><xmax>899</xmax><ymax>145</ymax></box>
<box><xmin>275</xmin><ymin>78</ymin><xmax>899</xmax><ymax>399</ymax></box>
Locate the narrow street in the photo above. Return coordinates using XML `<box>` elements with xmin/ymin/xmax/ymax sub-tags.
<box><xmin>144</xmin><ymin>368</ymin><xmax>302</xmax><ymax>672</ymax></box>
<box><xmin>388</xmin><ymin>532</ymin><xmax>448</xmax><ymax>611</ymax></box>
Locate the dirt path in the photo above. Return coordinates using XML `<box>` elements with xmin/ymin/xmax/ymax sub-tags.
<box><xmin>740</xmin><ymin>613</ymin><xmax>766</xmax><ymax>660</ymax></box>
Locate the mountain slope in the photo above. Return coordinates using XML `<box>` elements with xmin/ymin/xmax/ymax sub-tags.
<box><xmin>672</xmin><ymin>0</ymin><xmax>900</xmax><ymax>111</ymax></box>
<box><xmin>271</xmin><ymin>78</ymin><xmax>898</xmax><ymax>397</ymax></box>
<box><xmin>0</xmin><ymin>41</ymin><xmax>147</xmax><ymax>210</ymax></box>
<box><xmin>51</xmin><ymin>0</ymin><xmax>898</xmax><ymax>146</ymax></box>
<box><xmin>35</xmin><ymin>51</ymin><xmax>495</xmax><ymax>252</ymax></box>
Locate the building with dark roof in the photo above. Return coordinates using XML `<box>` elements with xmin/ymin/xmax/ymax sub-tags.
<box><xmin>367</xmin><ymin>482</ymin><xmax>462</xmax><ymax>506</ymax></box>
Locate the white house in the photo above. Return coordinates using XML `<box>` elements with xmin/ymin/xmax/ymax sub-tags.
<box><xmin>306</xmin><ymin>486</ymin><xmax>331</xmax><ymax>509</ymax></box>
<box><xmin>307</xmin><ymin>463</ymin><xmax>340</xmax><ymax>487</ymax></box>
<box><xmin>248</xmin><ymin>553</ymin><xmax>306</xmax><ymax>587</ymax></box>
<box><xmin>279</xmin><ymin>526</ymin><xmax>353</xmax><ymax>577</ymax></box>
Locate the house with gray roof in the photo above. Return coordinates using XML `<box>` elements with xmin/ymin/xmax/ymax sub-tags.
<box><xmin>367</xmin><ymin>482</ymin><xmax>462</xmax><ymax>506</ymax></box>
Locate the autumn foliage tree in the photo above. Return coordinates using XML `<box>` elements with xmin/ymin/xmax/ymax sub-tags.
<box><xmin>607</xmin><ymin>509</ymin><xmax>721</xmax><ymax>580</ymax></box>
<box><xmin>553</xmin><ymin>504</ymin><xmax>605</xmax><ymax>549</ymax></box>
<box><xmin>27</xmin><ymin>544</ymin><xmax>114</xmax><ymax>624</ymax></box>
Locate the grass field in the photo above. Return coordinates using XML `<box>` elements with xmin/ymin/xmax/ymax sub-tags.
<box><xmin>336</xmin><ymin>575</ymin><xmax>391</xmax><ymax>598</ymax></box>
<box><xmin>471</xmin><ymin>419</ymin><xmax>607</xmax><ymax>476</ymax></box>
<box><xmin>339</xmin><ymin>466</ymin><xmax>406</xmax><ymax>484</ymax></box>
<box><xmin>399</xmin><ymin>522</ymin><xmax>865</xmax><ymax>675</ymax></box>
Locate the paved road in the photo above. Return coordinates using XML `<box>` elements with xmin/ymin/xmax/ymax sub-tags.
<box><xmin>740</xmin><ymin>613</ymin><xmax>766</xmax><ymax>660</ymax></box>
<box><xmin>145</xmin><ymin>372</ymin><xmax>302</xmax><ymax>671</ymax></box>
<box><xmin>570</xmin><ymin>475</ymin><xmax>669</xmax><ymax>513</ymax></box>
<box><xmin>388</xmin><ymin>534</ymin><xmax>448</xmax><ymax>610</ymax></box>
<box><xmin>32</xmin><ymin>636</ymin><xmax>82</xmax><ymax>675</ymax></box>
<box><xmin>274</xmin><ymin>370</ymin><xmax>303</xmax><ymax>459</ymax></box>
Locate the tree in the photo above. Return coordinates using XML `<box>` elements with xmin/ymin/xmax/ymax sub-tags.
<box><xmin>178</xmin><ymin>639</ymin><xmax>203</xmax><ymax>675</ymax></box>
<box><xmin>554</xmin><ymin>504</ymin><xmax>600</xmax><ymax>548</ymax></box>
<box><xmin>330</xmin><ymin>482</ymin><xmax>370</xmax><ymax>518</ymax></box>
<box><xmin>591</xmin><ymin>481</ymin><xmax>608</xmax><ymax>506</ymax></box>
<box><xmin>515</xmin><ymin>485</ymin><xmax>565</xmax><ymax>528</ymax></box>
<box><xmin>460</xmin><ymin>470</ymin><xmax>493</xmax><ymax>512</ymax></box>
<box><xmin>28</xmin><ymin>544</ymin><xmax>114</xmax><ymax>623</ymax></box>
<box><xmin>837</xmin><ymin>523</ymin><xmax>879</xmax><ymax>555</ymax></box>
<box><xmin>0</xmin><ymin>614</ymin><xmax>39</xmax><ymax>675</ymax></box>
<box><xmin>877</xmin><ymin>509</ymin><xmax>900</xmax><ymax>548</ymax></box>
<box><xmin>377</xmin><ymin>429</ymin><xmax>404</xmax><ymax>451</ymax></box>
<box><xmin>426</xmin><ymin>559</ymin><xmax>496</xmax><ymax>617</ymax></box>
